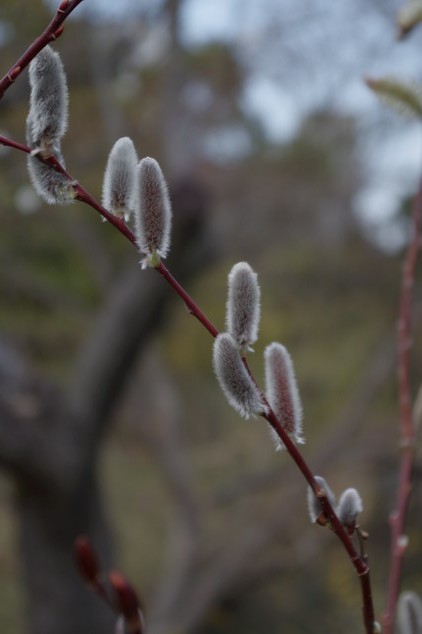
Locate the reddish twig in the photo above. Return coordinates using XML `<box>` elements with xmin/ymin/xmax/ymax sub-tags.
<box><xmin>381</xmin><ymin>174</ymin><xmax>422</xmax><ymax>633</ymax></box>
<box><xmin>264</xmin><ymin>406</ymin><xmax>375</xmax><ymax>632</ymax></box>
<box><xmin>0</xmin><ymin>130</ymin><xmax>377</xmax><ymax>633</ymax></box>
<box><xmin>74</xmin><ymin>536</ymin><xmax>145</xmax><ymax>633</ymax></box>
<box><xmin>0</xmin><ymin>134</ymin><xmax>137</xmax><ymax>245</ymax></box>
<box><xmin>0</xmin><ymin>4</ymin><xmax>378</xmax><ymax>624</ymax></box>
<box><xmin>0</xmin><ymin>0</ymin><xmax>86</xmax><ymax>100</ymax></box>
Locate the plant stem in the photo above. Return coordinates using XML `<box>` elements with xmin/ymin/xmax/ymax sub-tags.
<box><xmin>157</xmin><ymin>262</ymin><xmax>219</xmax><ymax>337</ymax></box>
<box><xmin>264</xmin><ymin>407</ymin><xmax>375</xmax><ymax>633</ymax></box>
<box><xmin>0</xmin><ymin>48</ymin><xmax>377</xmax><ymax>632</ymax></box>
<box><xmin>0</xmin><ymin>0</ymin><xmax>86</xmax><ymax>100</ymax></box>
<box><xmin>381</xmin><ymin>172</ymin><xmax>422</xmax><ymax>633</ymax></box>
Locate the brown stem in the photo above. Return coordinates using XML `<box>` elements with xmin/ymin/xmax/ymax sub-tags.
<box><xmin>157</xmin><ymin>262</ymin><xmax>219</xmax><ymax>337</ymax></box>
<box><xmin>0</xmin><ymin>36</ymin><xmax>378</xmax><ymax>627</ymax></box>
<box><xmin>0</xmin><ymin>134</ymin><xmax>138</xmax><ymax>246</ymax></box>
<box><xmin>382</xmin><ymin>174</ymin><xmax>422</xmax><ymax>632</ymax></box>
<box><xmin>264</xmin><ymin>407</ymin><xmax>376</xmax><ymax>633</ymax></box>
<box><xmin>0</xmin><ymin>0</ymin><xmax>86</xmax><ymax>100</ymax></box>
<box><xmin>1</xmin><ymin>132</ymin><xmax>376</xmax><ymax>631</ymax></box>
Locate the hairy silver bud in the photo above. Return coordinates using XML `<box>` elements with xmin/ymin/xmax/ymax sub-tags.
<box><xmin>226</xmin><ymin>262</ymin><xmax>260</xmax><ymax>353</ymax></box>
<box><xmin>264</xmin><ymin>342</ymin><xmax>303</xmax><ymax>450</ymax></box>
<box><xmin>26</xmin><ymin>119</ymin><xmax>75</xmax><ymax>205</ymax></box>
<box><xmin>213</xmin><ymin>333</ymin><xmax>268</xmax><ymax>419</ymax></box>
<box><xmin>307</xmin><ymin>476</ymin><xmax>336</xmax><ymax>525</ymax></box>
<box><xmin>102</xmin><ymin>137</ymin><xmax>138</xmax><ymax>221</ymax></box>
<box><xmin>135</xmin><ymin>157</ymin><xmax>172</xmax><ymax>268</ymax></box>
<box><xmin>397</xmin><ymin>591</ymin><xmax>422</xmax><ymax>634</ymax></box>
<box><xmin>27</xmin><ymin>45</ymin><xmax>68</xmax><ymax>157</ymax></box>
<box><xmin>336</xmin><ymin>488</ymin><xmax>363</xmax><ymax>532</ymax></box>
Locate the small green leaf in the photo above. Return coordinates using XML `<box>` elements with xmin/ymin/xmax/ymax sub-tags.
<box><xmin>397</xmin><ymin>1</ymin><xmax>422</xmax><ymax>38</ymax></box>
<box><xmin>365</xmin><ymin>76</ymin><xmax>422</xmax><ymax>119</ymax></box>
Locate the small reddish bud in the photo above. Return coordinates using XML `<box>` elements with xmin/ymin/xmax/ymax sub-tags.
<box><xmin>74</xmin><ymin>535</ymin><xmax>101</xmax><ymax>588</ymax></box>
<box><xmin>109</xmin><ymin>571</ymin><xmax>144</xmax><ymax>634</ymax></box>
<box><xmin>9</xmin><ymin>66</ymin><xmax>21</xmax><ymax>81</ymax></box>
<box><xmin>52</xmin><ymin>26</ymin><xmax>65</xmax><ymax>40</ymax></box>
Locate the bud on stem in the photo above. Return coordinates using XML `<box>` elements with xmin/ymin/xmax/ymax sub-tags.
<box><xmin>336</xmin><ymin>488</ymin><xmax>363</xmax><ymax>533</ymax></box>
<box><xmin>102</xmin><ymin>137</ymin><xmax>138</xmax><ymax>221</ymax></box>
<box><xmin>135</xmin><ymin>157</ymin><xmax>172</xmax><ymax>268</ymax></box>
<box><xmin>264</xmin><ymin>342</ymin><xmax>303</xmax><ymax>450</ymax></box>
<box><xmin>27</xmin><ymin>45</ymin><xmax>68</xmax><ymax>157</ymax></box>
<box><xmin>396</xmin><ymin>591</ymin><xmax>422</xmax><ymax>634</ymax></box>
<box><xmin>213</xmin><ymin>333</ymin><xmax>268</xmax><ymax>419</ymax></box>
<box><xmin>226</xmin><ymin>262</ymin><xmax>261</xmax><ymax>353</ymax></box>
<box><xmin>307</xmin><ymin>476</ymin><xmax>336</xmax><ymax>526</ymax></box>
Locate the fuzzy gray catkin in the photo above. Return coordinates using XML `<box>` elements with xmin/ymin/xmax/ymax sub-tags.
<box><xmin>135</xmin><ymin>157</ymin><xmax>172</xmax><ymax>267</ymax></box>
<box><xmin>226</xmin><ymin>262</ymin><xmax>260</xmax><ymax>352</ymax></box>
<box><xmin>102</xmin><ymin>137</ymin><xmax>138</xmax><ymax>221</ymax></box>
<box><xmin>26</xmin><ymin>118</ymin><xmax>75</xmax><ymax>205</ymax></box>
<box><xmin>26</xmin><ymin>46</ymin><xmax>74</xmax><ymax>204</ymax></box>
<box><xmin>336</xmin><ymin>488</ymin><xmax>363</xmax><ymax>531</ymax></box>
<box><xmin>264</xmin><ymin>342</ymin><xmax>303</xmax><ymax>450</ymax></box>
<box><xmin>307</xmin><ymin>476</ymin><xmax>336</xmax><ymax>524</ymax></box>
<box><xmin>396</xmin><ymin>592</ymin><xmax>422</xmax><ymax>634</ymax></box>
<box><xmin>27</xmin><ymin>46</ymin><xmax>68</xmax><ymax>157</ymax></box>
<box><xmin>213</xmin><ymin>333</ymin><xmax>267</xmax><ymax>419</ymax></box>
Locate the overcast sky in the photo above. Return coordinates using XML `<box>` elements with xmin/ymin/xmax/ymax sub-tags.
<box><xmin>43</xmin><ymin>0</ymin><xmax>422</xmax><ymax>248</ymax></box>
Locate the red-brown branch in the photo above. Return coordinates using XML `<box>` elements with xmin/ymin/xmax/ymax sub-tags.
<box><xmin>0</xmin><ymin>0</ymin><xmax>86</xmax><ymax>100</ymax></box>
<box><xmin>382</xmin><ymin>173</ymin><xmax>422</xmax><ymax>633</ymax></box>
<box><xmin>0</xmin><ymin>16</ymin><xmax>377</xmax><ymax>624</ymax></box>
<box><xmin>0</xmin><ymin>131</ymin><xmax>377</xmax><ymax>632</ymax></box>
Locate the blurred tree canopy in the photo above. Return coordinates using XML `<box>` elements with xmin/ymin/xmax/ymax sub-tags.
<box><xmin>0</xmin><ymin>2</ymin><xmax>421</xmax><ymax>634</ymax></box>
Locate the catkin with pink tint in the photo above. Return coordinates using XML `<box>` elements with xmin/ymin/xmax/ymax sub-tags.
<box><xmin>264</xmin><ymin>342</ymin><xmax>303</xmax><ymax>450</ymax></box>
<box><xmin>135</xmin><ymin>157</ymin><xmax>172</xmax><ymax>267</ymax></box>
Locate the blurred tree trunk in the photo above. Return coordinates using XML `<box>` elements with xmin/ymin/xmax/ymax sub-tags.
<box><xmin>0</xmin><ymin>175</ymin><xmax>212</xmax><ymax>634</ymax></box>
<box><xmin>16</xmin><ymin>468</ymin><xmax>115</xmax><ymax>634</ymax></box>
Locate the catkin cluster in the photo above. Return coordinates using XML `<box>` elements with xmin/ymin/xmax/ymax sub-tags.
<box><xmin>26</xmin><ymin>46</ymin><xmax>172</xmax><ymax>267</ymax></box>
<box><xmin>213</xmin><ymin>261</ymin><xmax>304</xmax><ymax>453</ymax></box>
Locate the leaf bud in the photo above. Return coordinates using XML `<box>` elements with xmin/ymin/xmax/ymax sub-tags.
<box><xmin>109</xmin><ymin>571</ymin><xmax>145</xmax><ymax>634</ymax></box>
<box><xmin>74</xmin><ymin>535</ymin><xmax>101</xmax><ymax>589</ymax></box>
<box><xmin>397</xmin><ymin>1</ymin><xmax>422</xmax><ymax>38</ymax></box>
<box><xmin>365</xmin><ymin>76</ymin><xmax>422</xmax><ymax>119</ymax></box>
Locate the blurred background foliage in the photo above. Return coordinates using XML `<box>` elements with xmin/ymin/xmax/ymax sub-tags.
<box><xmin>0</xmin><ymin>1</ymin><xmax>421</xmax><ymax>633</ymax></box>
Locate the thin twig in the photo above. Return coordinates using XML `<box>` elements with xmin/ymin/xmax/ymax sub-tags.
<box><xmin>0</xmin><ymin>0</ymin><xmax>86</xmax><ymax>100</ymax></box>
<box><xmin>0</xmin><ymin>131</ymin><xmax>377</xmax><ymax>633</ymax></box>
<box><xmin>0</xmin><ymin>12</ymin><xmax>377</xmax><ymax>627</ymax></box>
<box><xmin>382</xmin><ymin>172</ymin><xmax>422</xmax><ymax>633</ymax></box>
